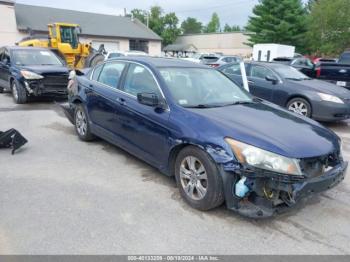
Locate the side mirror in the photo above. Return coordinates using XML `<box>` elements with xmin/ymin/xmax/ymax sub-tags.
<box><xmin>265</xmin><ymin>75</ymin><xmax>278</xmax><ymax>84</ymax></box>
<box><xmin>137</xmin><ymin>93</ymin><xmax>164</xmax><ymax>108</ymax></box>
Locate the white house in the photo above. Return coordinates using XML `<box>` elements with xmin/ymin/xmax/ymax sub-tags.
<box><xmin>0</xmin><ymin>1</ymin><xmax>162</xmax><ymax>56</ymax></box>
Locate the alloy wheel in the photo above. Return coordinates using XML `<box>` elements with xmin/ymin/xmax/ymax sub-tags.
<box><xmin>180</xmin><ymin>156</ymin><xmax>208</xmax><ymax>200</ymax></box>
<box><xmin>75</xmin><ymin>109</ymin><xmax>87</xmax><ymax>136</ymax></box>
<box><xmin>12</xmin><ymin>83</ymin><xmax>18</xmax><ymax>101</ymax></box>
<box><xmin>288</xmin><ymin>101</ymin><xmax>308</xmax><ymax>116</ymax></box>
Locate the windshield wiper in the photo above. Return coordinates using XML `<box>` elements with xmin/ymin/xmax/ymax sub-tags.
<box><xmin>285</xmin><ymin>77</ymin><xmax>303</xmax><ymax>81</ymax></box>
<box><xmin>185</xmin><ymin>104</ymin><xmax>216</xmax><ymax>108</ymax></box>
<box><xmin>223</xmin><ymin>100</ymin><xmax>254</xmax><ymax>106</ymax></box>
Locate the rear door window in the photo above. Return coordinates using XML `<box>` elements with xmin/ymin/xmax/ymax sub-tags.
<box><xmin>97</xmin><ymin>62</ymin><xmax>126</xmax><ymax>89</ymax></box>
<box><xmin>250</xmin><ymin>65</ymin><xmax>274</xmax><ymax>79</ymax></box>
<box><xmin>222</xmin><ymin>63</ymin><xmax>242</xmax><ymax>75</ymax></box>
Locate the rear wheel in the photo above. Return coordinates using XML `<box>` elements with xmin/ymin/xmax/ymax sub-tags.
<box><xmin>175</xmin><ymin>146</ymin><xmax>224</xmax><ymax>211</ymax></box>
<box><xmin>74</xmin><ymin>104</ymin><xmax>95</xmax><ymax>141</ymax></box>
<box><xmin>85</xmin><ymin>53</ymin><xmax>105</xmax><ymax>68</ymax></box>
<box><xmin>287</xmin><ymin>97</ymin><xmax>312</xmax><ymax>118</ymax></box>
<box><xmin>0</xmin><ymin>87</ymin><xmax>4</xmax><ymax>93</ymax></box>
<box><xmin>12</xmin><ymin>81</ymin><xmax>27</xmax><ymax>104</ymax></box>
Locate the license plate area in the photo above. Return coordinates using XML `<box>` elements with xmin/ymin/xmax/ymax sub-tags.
<box><xmin>337</xmin><ymin>81</ymin><xmax>347</xmax><ymax>87</ymax></box>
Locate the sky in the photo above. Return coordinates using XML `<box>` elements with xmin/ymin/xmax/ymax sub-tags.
<box><xmin>16</xmin><ymin>0</ymin><xmax>259</xmax><ymax>27</ymax></box>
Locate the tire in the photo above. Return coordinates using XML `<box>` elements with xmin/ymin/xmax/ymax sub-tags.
<box><xmin>11</xmin><ymin>80</ymin><xmax>27</xmax><ymax>104</ymax></box>
<box><xmin>0</xmin><ymin>87</ymin><xmax>4</xmax><ymax>93</ymax></box>
<box><xmin>174</xmin><ymin>146</ymin><xmax>224</xmax><ymax>211</ymax></box>
<box><xmin>287</xmin><ymin>97</ymin><xmax>312</xmax><ymax>118</ymax></box>
<box><xmin>86</xmin><ymin>53</ymin><xmax>105</xmax><ymax>68</ymax></box>
<box><xmin>74</xmin><ymin>104</ymin><xmax>95</xmax><ymax>141</ymax></box>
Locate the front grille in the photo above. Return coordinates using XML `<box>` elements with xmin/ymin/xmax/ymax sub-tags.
<box><xmin>300</xmin><ymin>151</ymin><xmax>341</xmax><ymax>178</ymax></box>
<box><xmin>42</xmin><ymin>75</ymin><xmax>69</xmax><ymax>90</ymax></box>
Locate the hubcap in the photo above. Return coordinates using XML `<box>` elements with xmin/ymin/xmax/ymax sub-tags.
<box><xmin>75</xmin><ymin>109</ymin><xmax>87</xmax><ymax>136</ymax></box>
<box><xmin>12</xmin><ymin>83</ymin><xmax>18</xmax><ymax>101</ymax></box>
<box><xmin>180</xmin><ymin>156</ymin><xmax>208</xmax><ymax>200</ymax></box>
<box><xmin>288</xmin><ymin>101</ymin><xmax>308</xmax><ymax>116</ymax></box>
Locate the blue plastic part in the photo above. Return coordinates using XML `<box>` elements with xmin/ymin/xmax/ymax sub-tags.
<box><xmin>235</xmin><ymin>176</ymin><xmax>250</xmax><ymax>198</ymax></box>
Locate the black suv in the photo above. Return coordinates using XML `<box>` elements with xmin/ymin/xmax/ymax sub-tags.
<box><xmin>0</xmin><ymin>46</ymin><xmax>69</xmax><ymax>103</ymax></box>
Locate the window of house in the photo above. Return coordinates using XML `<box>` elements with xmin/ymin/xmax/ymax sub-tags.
<box><xmin>129</xmin><ymin>40</ymin><xmax>149</xmax><ymax>53</ymax></box>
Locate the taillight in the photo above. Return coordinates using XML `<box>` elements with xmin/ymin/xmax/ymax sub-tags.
<box><xmin>210</xmin><ymin>64</ymin><xmax>220</xmax><ymax>68</ymax></box>
<box><xmin>316</xmin><ymin>67</ymin><xmax>321</xmax><ymax>78</ymax></box>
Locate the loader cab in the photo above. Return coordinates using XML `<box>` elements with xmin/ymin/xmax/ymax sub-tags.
<box><xmin>49</xmin><ymin>23</ymin><xmax>80</xmax><ymax>50</ymax></box>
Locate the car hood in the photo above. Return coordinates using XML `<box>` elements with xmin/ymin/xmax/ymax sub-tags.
<box><xmin>18</xmin><ymin>65</ymin><xmax>69</xmax><ymax>75</ymax></box>
<box><xmin>187</xmin><ymin>102</ymin><xmax>338</xmax><ymax>159</ymax></box>
<box><xmin>287</xmin><ymin>79</ymin><xmax>350</xmax><ymax>98</ymax></box>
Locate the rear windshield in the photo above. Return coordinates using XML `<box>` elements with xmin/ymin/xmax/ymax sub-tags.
<box><xmin>202</xmin><ymin>56</ymin><xmax>219</xmax><ymax>63</ymax></box>
<box><xmin>11</xmin><ymin>49</ymin><xmax>63</xmax><ymax>66</ymax></box>
<box><xmin>339</xmin><ymin>53</ymin><xmax>350</xmax><ymax>64</ymax></box>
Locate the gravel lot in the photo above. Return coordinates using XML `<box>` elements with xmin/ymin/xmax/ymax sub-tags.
<box><xmin>0</xmin><ymin>92</ymin><xmax>349</xmax><ymax>255</ymax></box>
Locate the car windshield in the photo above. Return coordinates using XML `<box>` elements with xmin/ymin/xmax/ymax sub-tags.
<box><xmin>12</xmin><ymin>50</ymin><xmax>63</xmax><ymax>66</ymax></box>
<box><xmin>273</xmin><ymin>65</ymin><xmax>310</xmax><ymax>80</ymax></box>
<box><xmin>159</xmin><ymin>67</ymin><xmax>252</xmax><ymax>108</ymax></box>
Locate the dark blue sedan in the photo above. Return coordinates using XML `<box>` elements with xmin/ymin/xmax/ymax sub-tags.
<box><xmin>64</xmin><ymin>57</ymin><xmax>347</xmax><ymax>218</ymax></box>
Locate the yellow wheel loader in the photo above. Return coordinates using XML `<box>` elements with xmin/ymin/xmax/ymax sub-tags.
<box><xmin>18</xmin><ymin>23</ymin><xmax>105</xmax><ymax>69</ymax></box>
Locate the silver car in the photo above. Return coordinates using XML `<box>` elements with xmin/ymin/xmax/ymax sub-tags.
<box><xmin>201</xmin><ymin>55</ymin><xmax>241</xmax><ymax>68</ymax></box>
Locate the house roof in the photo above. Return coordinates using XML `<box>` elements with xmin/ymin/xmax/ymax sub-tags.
<box><xmin>163</xmin><ymin>44</ymin><xmax>197</xmax><ymax>52</ymax></box>
<box><xmin>14</xmin><ymin>3</ymin><xmax>162</xmax><ymax>41</ymax></box>
<box><xmin>0</xmin><ymin>0</ymin><xmax>14</xmax><ymax>6</ymax></box>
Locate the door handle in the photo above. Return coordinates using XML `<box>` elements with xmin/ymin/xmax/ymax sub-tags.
<box><xmin>248</xmin><ymin>80</ymin><xmax>254</xmax><ymax>85</ymax></box>
<box><xmin>116</xmin><ymin>97</ymin><xmax>126</xmax><ymax>106</ymax></box>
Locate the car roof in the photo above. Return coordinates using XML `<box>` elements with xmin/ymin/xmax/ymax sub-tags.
<box><xmin>109</xmin><ymin>56</ymin><xmax>209</xmax><ymax>69</ymax></box>
<box><xmin>246</xmin><ymin>61</ymin><xmax>292</xmax><ymax>68</ymax></box>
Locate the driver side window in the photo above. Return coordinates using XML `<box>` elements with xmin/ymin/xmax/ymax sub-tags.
<box><xmin>122</xmin><ymin>64</ymin><xmax>161</xmax><ymax>97</ymax></box>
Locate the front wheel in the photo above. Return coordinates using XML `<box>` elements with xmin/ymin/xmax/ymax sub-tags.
<box><xmin>12</xmin><ymin>81</ymin><xmax>27</xmax><ymax>104</ymax></box>
<box><xmin>287</xmin><ymin>98</ymin><xmax>312</xmax><ymax>118</ymax></box>
<box><xmin>74</xmin><ymin>104</ymin><xmax>95</xmax><ymax>141</ymax></box>
<box><xmin>175</xmin><ymin>146</ymin><xmax>224</xmax><ymax>211</ymax></box>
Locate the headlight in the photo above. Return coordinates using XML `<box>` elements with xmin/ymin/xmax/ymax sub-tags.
<box><xmin>317</xmin><ymin>93</ymin><xmax>344</xmax><ymax>104</ymax></box>
<box><xmin>225</xmin><ymin>138</ymin><xmax>302</xmax><ymax>176</ymax></box>
<box><xmin>20</xmin><ymin>70</ymin><xmax>44</xmax><ymax>80</ymax></box>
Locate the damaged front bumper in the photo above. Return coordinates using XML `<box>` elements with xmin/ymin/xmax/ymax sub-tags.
<box><xmin>221</xmin><ymin>160</ymin><xmax>348</xmax><ymax>218</ymax></box>
<box><xmin>22</xmin><ymin>79</ymin><xmax>68</xmax><ymax>97</ymax></box>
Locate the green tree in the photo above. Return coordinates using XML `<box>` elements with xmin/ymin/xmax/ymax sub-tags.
<box><xmin>205</xmin><ymin>12</ymin><xmax>221</xmax><ymax>33</ymax></box>
<box><xmin>181</xmin><ymin>17</ymin><xmax>203</xmax><ymax>34</ymax></box>
<box><xmin>131</xmin><ymin>9</ymin><xmax>147</xmax><ymax>24</ymax></box>
<box><xmin>223</xmin><ymin>23</ymin><xmax>232</xmax><ymax>32</ymax></box>
<box><xmin>224</xmin><ymin>24</ymin><xmax>241</xmax><ymax>32</ymax></box>
<box><xmin>307</xmin><ymin>0</ymin><xmax>350</xmax><ymax>55</ymax></box>
<box><xmin>162</xmin><ymin>12</ymin><xmax>182</xmax><ymax>46</ymax></box>
<box><xmin>245</xmin><ymin>0</ymin><xmax>307</xmax><ymax>52</ymax></box>
<box><xmin>149</xmin><ymin>5</ymin><xmax>164</xmax><ymax>37</ymax></box>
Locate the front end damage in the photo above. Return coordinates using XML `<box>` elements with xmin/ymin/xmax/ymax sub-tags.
<box><xmin>221</xmin><ymin>151</ymin><xmax>348</xmax><ymax>218</ymax></box>
<box><xmin>21</xmin><ymin>74</ymin><xmax>68</xmax><ymax>97</ymax></box>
